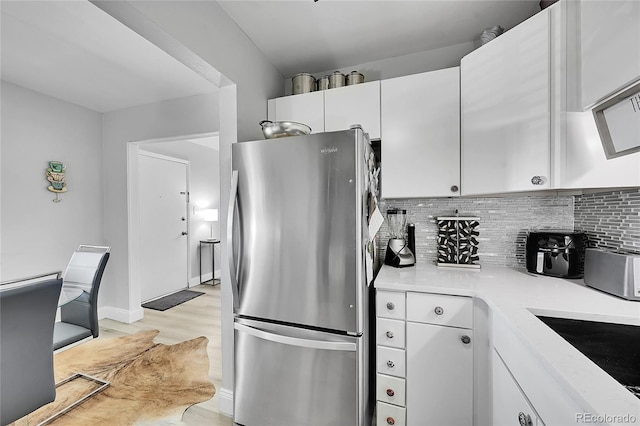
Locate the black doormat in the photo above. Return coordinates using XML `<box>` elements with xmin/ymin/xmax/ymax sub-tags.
<box><xmin>142</xmin><ymin>290</ymin><xmax>204</xmax><ymax>311</ymax></box>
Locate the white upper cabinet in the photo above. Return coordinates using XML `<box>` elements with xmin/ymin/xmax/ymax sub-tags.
<box><xmin>554</xmin><ymin>1</ymin><xmax>640</xmax><ymax>189</ymax></box>
<box><xmin>461</xmin><ymin>9</ymin><xmax>551</xmax><ymax>196</ymax></box>
<box><xmin>324</xmin><ymin>81</ymin><xmax>381</xmax><ymax>139</ymax></box>
<box><xmin>557</xmin><ymin>111</ymin><xmax>640</xmax><ymax>189</ymax></box>
<box><xmin>381</xmin><ymin>68</ymin><xmax>460</xmax><ymax>198</ymax></box>
<box><xmin>580</xmin><ymin>0</ymin><xmax>640</xmax><ymax>109</ymax></box>
<box><xmin>268</xmin><ymin>91</ymin><xmax>325</xmax><ymax>133</ymax></box>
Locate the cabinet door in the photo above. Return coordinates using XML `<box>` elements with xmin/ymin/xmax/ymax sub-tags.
<box><xmin>272</xmin><ymin>92</ymin><xmax>325</xmax><ymax>133</ymax></box>
<box><xmin>324</xmin><ymin>81</ymin><xmax>380</xmax><ymax>139</ymax></box>
<box><xmin>381</xmin><ymin>68</ymin><xmax>460</xmax><ymax>198</ymax></box>
<box><xmin>492</xmin><ymin>349</ymin><xmax>543</xmax><ymax>426</ymax></box>
<box><xmin>580</xmin><ymin>0</ymin><xmax>640</xmax><ymax>109</ymax></box>
<box><xmin>406</xmin><ymin>322</ymin><xmax>473</xmax><ymax>426</ymax></box>
<box><xmin>461</xmin><ymin>10</ymin><xmax>551</xmax><ymax>195</ymax></box>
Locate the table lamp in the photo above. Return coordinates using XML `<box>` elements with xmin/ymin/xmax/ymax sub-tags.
<box><xmin>202</xmin><ymin>208</ymin><xmax>218</xmax><ymax>239</ymax></box>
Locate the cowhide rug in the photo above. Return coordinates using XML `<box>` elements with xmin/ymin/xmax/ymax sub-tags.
<box><xmin>14</xmin><ymin>329</ymin><xmax>215</xmax><ymax>425</ymax></box>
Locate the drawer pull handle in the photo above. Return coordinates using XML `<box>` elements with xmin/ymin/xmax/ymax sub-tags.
<box><xmin>386</xmin><ymin>302</ymin><xmax>395</xmax><ymax>311</ymax></box>
<box><xmin>434</xmin><ymin>306</ymin><xmax>444</xmax><ymax>316</ymax></box>
<box><xmin>386</xmin><ymin>416</ymin><xmax>396</xmax><ymax>425</ymax></box>
<box><xmin>386</xmin><ymin>360</ymin><xmax>395</xmax><ymax>368</ymax></box>
<box><xmin>461</xmin><ymin>335</ymin><xmax>471</xmax><ymax>345</ymax></box>
<box><xmin>518</xmin><ymin>412</ymin><xmax>533</xmax><ymax>426</ymax></box>
<box><xmin>386</xmin><ymin>388</ymin><xmax>395</xmax><ymax>397</ymax></box>
<box><xmin>386</xmin><ymin>331</ymin><xmax>394</xmax><ymax>339</ymax></box>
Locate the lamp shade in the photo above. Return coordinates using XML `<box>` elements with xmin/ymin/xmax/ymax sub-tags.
<box><xmin>202</xmin><ymin>209</ymin><xmax>218</xmax><ymax>222</ymax></box>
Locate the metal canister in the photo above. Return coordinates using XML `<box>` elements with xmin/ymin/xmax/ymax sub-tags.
<box><xmin>346</xmin><ymin>71</ymin><xmax>365</xmax><ymax>85</ymax></box>
<box><xmin>292</xmin><ymin>73</ymin><xmax>316</xmax><ymax>94</ymax></box>
<box><xmin>328</xmin><ymin>71</ymin><xmax>345</xmax><ymax>89</ymax></box>
<box><xmin>317</xmin><ymin>75</ymin><xmax>330</xmax><ymax>91</ymax></box>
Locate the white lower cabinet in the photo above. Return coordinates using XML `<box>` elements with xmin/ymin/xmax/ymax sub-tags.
<box><xmin>376</xmin><ymin>373</ymin><xmax>406</xmax><ymax>407</ymax></box>
<box><xmin>377</xmin><ymin>401</ymin><xmax>406</xmax><ymax>426</ymax></box>
<box><xmin>492</xmin><ymin>349</ymin><xmax>544</xmax><ymax>426</ymax></box>
<box><xmin>376</xmin><ymin>290</ymin><xmax>473</xmax><ymax>426</ymax></box>
<box><xmin>406</xmin><ymin>322</ymin><xmax>473</xmax><ymax>426</ymax></box>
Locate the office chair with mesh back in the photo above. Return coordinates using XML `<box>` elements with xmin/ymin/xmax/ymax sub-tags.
<box><xmin>53</xmin><ymin>245</ymin><xmax>110</xmax><ymax>351</ymax></box>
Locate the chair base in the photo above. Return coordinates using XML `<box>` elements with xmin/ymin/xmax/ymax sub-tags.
<box><xmin>37</xmin><ymin>373</ymin><xmax>110</xmax><ymax>425</ymax></box>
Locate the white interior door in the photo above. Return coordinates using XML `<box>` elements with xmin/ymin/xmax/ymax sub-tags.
<box><xmin>138</xmin><ymin>151</ymin><xmax>189</xmax><ymax>302</ymax></box>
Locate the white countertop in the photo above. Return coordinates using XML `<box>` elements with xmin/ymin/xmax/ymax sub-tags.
<box><xmin>374</xmin><ymin>264</ymin><xmax>640</xmax><ymax>424</ymax></box>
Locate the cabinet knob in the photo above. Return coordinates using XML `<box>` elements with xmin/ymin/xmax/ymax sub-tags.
<box><xmin>531</xmin><ymin>175</ymin><xmax>545</xmax><ymax>185</ymax></box>
<box><xmin>386</xmin><ymin>331</ymin><xmax>394</xmax><ymax>339</ymax></box>
<box><xmin>518</xmin><ymin>412</ymin><xmax>533</xmax><ymax>426</ymax></box>
<box><xmin>386</xmin><ymin>416</ymin><xmax>396</xmax><ymax>425</ymax></box>
<box><xmin>461</xmin><ymin>335</ymin><xmax>471</xmax><ymax>345</ymax></box>
<box><xmin>386</xmin><ymin>302</ymin><xmax>395</xmax><ymax>311</ymax></box>
<box><xmin>386</xmin><ymin>388</ymin><xmax>395</xmax><ymax>397</ymax></box>
<box><xmin>386</xmin><ymin>360</ymin><xmax>395</xmax><ymax>368</ymax></box>
<box><xmin>181</xmin><ymin>231</ymin><xmax>188</xmax><ymax>236</ymax></box>
<box><xmin>434</xmin><ymin>306</ymin><xmax>444</xmax><ymax>316</ymax></box>
<box><xmin>450</xmin><ymin>185</ymin><xmax>459</xmax><ymax>193</ymax></box>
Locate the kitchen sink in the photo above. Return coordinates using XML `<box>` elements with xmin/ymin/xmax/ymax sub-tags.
<box><xmin>536</xmin><ymin>316</ymin><xmax>640</xmax><ymax>399</ymax></box>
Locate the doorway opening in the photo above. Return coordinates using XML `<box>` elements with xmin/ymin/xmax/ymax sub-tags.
<box><xmin>127</xmin><ymin>132</ymin><xmax>220</xmax><ymax>307</ymax></box>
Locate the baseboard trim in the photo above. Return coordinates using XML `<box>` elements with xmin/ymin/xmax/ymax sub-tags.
<box><xmin>100</xmin><ymin>306</ymin><xmax>144</xmax><ymax>324</ymax></box>
<box><xmin>188</xmin><ymin>269</ymin><xmax>220</xmax><ymax>287</ymax></box>
<box><xmin>218</xmin><ymin>387</ymin><xmax>233</xmax><ymax>417</ymax></box>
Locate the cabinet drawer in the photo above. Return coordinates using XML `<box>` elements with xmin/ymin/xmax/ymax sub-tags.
<box><xmin>376</xmin><ymin>373</ymin><xmax>406</xmax><ymax>407</ymax></box>
<box><xmin>406</xmin><ymin>292</ymin><xmax>472</xmax><ymax>329</ymax></box>
<box><xmin>377</xmin><ymin>291</ymin><xmax>405</xmax><ymax>320</ymax></box>
<box><xmin>377</xmin><ymin>401</ymin><xmax>406</xmax><ymax>426</ymax></box>
<box><xmin>377</xmin><ymin>346</ymin><xmax>406</xmax><ymax>378</ymax></box>
<box><xmin>377</xmin><ymin>318</ymin><xmax>405</xmax><ymax>349</ymax></box>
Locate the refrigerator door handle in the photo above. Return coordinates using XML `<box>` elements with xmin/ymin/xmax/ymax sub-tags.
<box><xmin>227</xmin><ymin>170</ymin><xmax>240</xmax><ymax>309</ymax></box>
<box><xmin>234</xmin><ymin>322</ymin><xmax>357</xmax><ymax>352</ymax></box>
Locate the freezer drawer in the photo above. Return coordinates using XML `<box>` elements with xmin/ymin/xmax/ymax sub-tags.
<box><xmin>234</xmin><ymin>319</ymin><xmax>369</xmax><ymax>426</ymax></box>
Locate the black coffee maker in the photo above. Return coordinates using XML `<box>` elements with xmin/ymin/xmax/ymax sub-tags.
<box><xmin>525</xmin><ymin>231</ymin><xmax>585</xmax><ymax>278</ymax></box>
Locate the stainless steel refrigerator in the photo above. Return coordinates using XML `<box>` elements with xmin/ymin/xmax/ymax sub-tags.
<box><xmin>228</xmin><ymin>128</ymin><xmax>377</xmax><ymax>426</ymax></box>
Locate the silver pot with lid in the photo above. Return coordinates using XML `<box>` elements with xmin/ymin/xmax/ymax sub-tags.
<box><xmin>292</xmin><ymin>73</ymin><xmax>316</xmax><ymax>95</ymax></box>
<box><xmin>346</xmin><ymin>71</ymin><xmax>365</xmax><ymax>85</ymax></box>
<box><xmin>317</xmin><ymin>75</ymin><xmax>330</xmax><ymax>91</ymax></box>
<box><xmin>328</xmin><ymin>71</ymin><xmax>345</xmax><ymax>89</ymax></box>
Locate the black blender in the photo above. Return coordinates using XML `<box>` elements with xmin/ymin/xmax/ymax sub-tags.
<box><xmin>384</xmin><ymin>209</ymin><xmax>415</xmax><ymax>267</ymax></box>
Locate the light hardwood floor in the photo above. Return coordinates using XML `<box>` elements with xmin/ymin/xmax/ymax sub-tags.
<box><xmin>99</xmin><ymin>283</ymin><xmax>233</xmax><ymax>425</ymax></box>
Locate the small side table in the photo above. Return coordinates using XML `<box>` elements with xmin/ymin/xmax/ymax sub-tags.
<box><xmin>199</xmin><ymin>239</ymin><xmax>220</xmax><ymax>285</ymax></box>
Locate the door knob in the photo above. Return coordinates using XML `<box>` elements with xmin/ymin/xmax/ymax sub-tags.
<box><xmin>181</xmin><ymin>231</ymin><xmax>188</xmax><ymax>236</ymax></box>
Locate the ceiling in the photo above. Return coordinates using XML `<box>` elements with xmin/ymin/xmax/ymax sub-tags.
<box><xmin>217</xmin><ymin>0</ymin><xmax>542</xmax><ymax>78</ymax></box>
<box><xmin>0</xmin><ymin>1</ymin><xmax>216</xmax><ymax>113</ymax></box>
<box><xmin>1</xmin><ymin>1</ymin><xmax>541</xmax><ymax>113</ymax></box>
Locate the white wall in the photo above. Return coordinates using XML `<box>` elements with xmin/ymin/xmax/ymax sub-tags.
<box><xmin>140</xmin><ymin>141</ymin><xmax>220</xmax><ymax>284</ymax></box>
<box><xmin>0</xmin><ymin>81</ymin><xmax>104</xmax><ymax>281</ymax></box>
<box><xmin>284</xmin><ymin>41</ymin><xmax>479</xmax><ymax>95</ymax></box>
<box><xmin>100</xmin><ymin>92</ymin><xmax>219</xmax><ymax>317</ymax></box>
<box><xmin>127</xmin><ymin>0</ymin><xmax>284</xmax><ymax>142</ymax></box>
